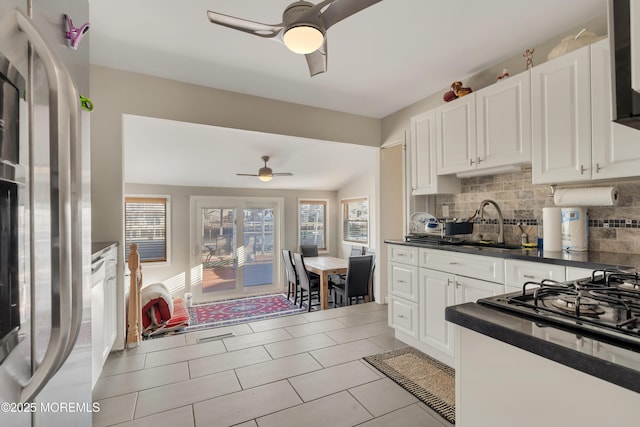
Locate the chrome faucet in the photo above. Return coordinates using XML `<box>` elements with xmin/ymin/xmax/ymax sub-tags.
<box><xmin>475</xmin><ymin>199</ymin><xmax>505</xmax><ymax>244</ymax></box>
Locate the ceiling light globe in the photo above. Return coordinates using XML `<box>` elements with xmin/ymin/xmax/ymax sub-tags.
<box><xmin>258</xmin><ymin>174</ymin><xmax>272</xmax><ymax>182</ymax></box>
<box><xmin>283</xmin><ymin>25</ymin><xmax>324</xmax><ymax>54</ymax></box>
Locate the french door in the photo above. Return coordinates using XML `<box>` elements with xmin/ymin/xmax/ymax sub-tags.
<box><xmin>190</xmin><ymin>196</ymin><xmax>283</xmax><ymax>303</ymax></box>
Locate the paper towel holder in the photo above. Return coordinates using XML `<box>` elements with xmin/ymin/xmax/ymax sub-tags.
<box><xmin>549</xmin><ymin>185</ymin><xmax>557</xmax><ymax>196</ymax></box>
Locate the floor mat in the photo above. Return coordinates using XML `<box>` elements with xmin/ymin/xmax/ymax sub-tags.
<box><xmin>364</xmin><ymin>346</ymin><xmax>456</xmax><ymax>424</ymax></box>
<box><xmin>182</xmin><ymin>293</ymin><xmax>305</xmax><ymax>332</ymax></box>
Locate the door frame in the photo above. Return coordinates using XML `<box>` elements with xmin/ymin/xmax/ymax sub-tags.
<box><xmin>189</xmin><ymin>195</ymin><xmax>285</xmax><ymax>304</ymax></box>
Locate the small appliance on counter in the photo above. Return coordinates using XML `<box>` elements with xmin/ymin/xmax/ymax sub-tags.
<box><xmin>405</xmin><ymin>212</ymin><xmax>473</xmax><ymax>244</ymax></box>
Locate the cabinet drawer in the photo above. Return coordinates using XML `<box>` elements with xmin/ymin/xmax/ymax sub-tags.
<box><xmin>388</xmin><ymin>295</ymin><xmax>418</xmax><ymax>339</ymax></box>
<box><xmin>505</xmin><ymin>260</ymin><xmax>565</xmax><ymax>286</ymax></box>
<box><xmin>389</xmin><ymin>262</ymin><xmax>418</xmax><ymax>301</ymax></box>
<box><xmin>419</xmin><ymin>248</ymin><xmax>505</xmax><ymax>284</ymax></box>
<box><xmin>388</xmin><ymin>244</ymin><xmax>418</xmax><ymax>265</ymax></box>
<box><xmin>566</xmin><ymin>267</ymin><xmax>594</xmax><ymax>281</ymax></box>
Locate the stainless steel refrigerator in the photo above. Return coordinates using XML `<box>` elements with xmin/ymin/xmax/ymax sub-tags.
<box><xmin>0</xmin><ymin>0</ymin><xmax>92</xmax><ymax>425</ymax></box>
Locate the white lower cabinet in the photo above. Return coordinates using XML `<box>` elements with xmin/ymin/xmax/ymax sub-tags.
<box><xmin>386</xmin><ymin>244</ymin><xmax>589</xmax><ymax>368</ymax></box>
<box><xmin>388</xmin><ymin>295</ymin><xmax>418</xmax><ymax>339</ymax></box>
<box><xmin>419</xmin><ymin>269</ymin><xmax>455</xmax><ymax>358</ymax></box>
<box><xmin>388</xmin><ymin>244</ymin><xmax>506</xmax><ymax>367</ymax></box>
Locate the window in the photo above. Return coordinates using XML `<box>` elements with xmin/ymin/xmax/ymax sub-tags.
<box><xmin>298</xmin><ymin>199</ymin><xmax>327</xmax><ymax>250</ymax></box>
<box><xmin>125</xmin><ymin>196</ymin><xmax>168</xmax><ymax>262</ymax></box>
<box><xmin>342</xmin><ymin>197</ymin><xmax>368</xmax><ymax>244</ymax></box>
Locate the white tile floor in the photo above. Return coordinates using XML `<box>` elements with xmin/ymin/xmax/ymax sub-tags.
<box><xmin>93</xmin><ymin>302</ymin><xmax>451</xmax><ymax>427</ymax></box>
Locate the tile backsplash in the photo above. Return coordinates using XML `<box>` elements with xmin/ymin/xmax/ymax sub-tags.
<box><xmin>434</xmin><ymin>167</ymin><xmax>640</xmax><ymax>254</ymax></box>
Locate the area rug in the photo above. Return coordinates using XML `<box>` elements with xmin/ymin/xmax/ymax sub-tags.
<box><xmin>364</xmin><ymin>347</ymin><xmax>456</xmax><ymax>424</ymax></box>
<box><xmin>183</xmin><ymin>293</ymin><xmax>305</xmax><ymax>332</ymax></box>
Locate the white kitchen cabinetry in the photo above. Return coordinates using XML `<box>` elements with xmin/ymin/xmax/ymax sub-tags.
<box><xmin>418</xmin><ymin>268</ymin><xmax>455</xmax><ymax>358</ymax></box>
<box><xmin>436</xmin><ymin>72</ymin><xmax>532</xmax><ymax>176</ymax></box>
<box><xmin>436</xmin><ymin>93</ymin><xmax>477</xmax><ymax>175</ymax></box>
<box><xmin>566</xmin><ymin>266</ymin><xmax>594</xmax><ymax>281</ymax></box>
<box><xmin>475</xmin><ymin>71</ymin><xmax>532</xmax><ymax>170</ymax></box>
<box><xmin>388</xmin><ymin>244</ymin><xmax>506</xmax><ymax>366</ymax></box>
<box><xmin>91</xmin><ymin>243</ymin><xmax>118</xmax><ymax>389</ymax></box>
<box><xmin>531</xmin><ymin>45</ymin><xmax>591</xmax><ymax>184</ymax></box>
<box><xmin>410</xmin><ymin>110</ymin><xmax>460</xmax><ymax>195</ymax></box>
<box><xmin>590</xmin><ymin>39</ymin><xmax>640</xmax><ymax>180</ymax></box>
<box><xmin>388</xmin><ymin>245</ymin><xmax>419</xmax><ymax>337</ymax></box>
<box><xmin>533</xmin><ymin>39</ymin><xmax>640</xmax><ymax>184</ymax></box>
<box><xmin>388</xmin><ymin>295</ymin><xmax>418</xmax><ymax>339</ymax></box>
<box><xmin>504</xmin><ymin>259</ymin><xmax>565</xmax><ymax>293</ymax></box>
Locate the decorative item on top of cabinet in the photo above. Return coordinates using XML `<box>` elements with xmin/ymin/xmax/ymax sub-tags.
<box><xmin>547</xmin><ymin>28</ymin><xmax>604</xmax><ymax>60</ymax></box>
<box><xmin>523</xmin><ymin>48</ymin><xmax>535</xmax><ymax>69</ymax></box>
<box><xmin>410</xmin><ymin>110</ymin><xmax>460</xmax><ymax>195</ymax></box>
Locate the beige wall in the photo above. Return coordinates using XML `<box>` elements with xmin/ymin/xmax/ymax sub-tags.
<box><xmin>91</xmin><ymin>65</ymin><xmax>381</xmax><ymax>246</ymax></box>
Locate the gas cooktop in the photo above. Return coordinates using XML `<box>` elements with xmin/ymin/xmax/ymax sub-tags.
<box><xmin>478</xmin><ymin>268</ymin><xmax>640</xmax><ymax>352</ymax></box>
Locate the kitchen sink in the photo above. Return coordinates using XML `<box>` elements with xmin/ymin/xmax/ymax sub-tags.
<box><xmin>460</xmin><ymin>241</ymin><xmax>522</xmax><ymax>250</ymax></box>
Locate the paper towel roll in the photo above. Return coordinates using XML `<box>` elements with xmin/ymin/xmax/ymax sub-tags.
<box><xmin>542</xmin><ymin>207</ymin><xmax>562</xmax><ymax>251</ymax></box>
<box><xmin>553</xmin><ymin>187</ymin><xmax>619</xmax><ymax>207</ymax></box>
<box><xmin>561</xmin><ymin>207</ymin><xmax>588</xmax><ymax>251</ymax></box>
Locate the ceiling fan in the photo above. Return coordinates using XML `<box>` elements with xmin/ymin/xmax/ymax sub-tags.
<box><xmin>206</xmin><ymin>0</ymin><xmax>383</xmax><ymax>76</ymax></box>
<box><xmin>236</xmin><ymin>156</ymin><xmax>293</xmax><ymax>182</ymax></box>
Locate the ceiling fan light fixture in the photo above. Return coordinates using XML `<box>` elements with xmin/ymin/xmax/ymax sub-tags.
<box><xmin>258</xmin><ymin>166</ymin><xmax>273</xmax><ymax>182</ymax></box>
<box><xmin>283</xmin><ymin>24</ymin><xmax>324</xmax><ymax>54</ymax></box>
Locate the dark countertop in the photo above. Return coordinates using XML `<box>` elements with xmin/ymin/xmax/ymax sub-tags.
<box><xmin>385</xmin><ymin>239</ymin><xmax>640</xmax><ymax>270</ymax></box>
<box><xmin>445</xmin><ymin>302</ymin><xmax>640</xmax><ymax>394</ymax></box>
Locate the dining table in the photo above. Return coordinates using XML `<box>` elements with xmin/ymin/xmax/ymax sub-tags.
<box><xmin>302</xmin><ymin>256</ymin><xmax>348</xmax><ymax>310</ymax></box>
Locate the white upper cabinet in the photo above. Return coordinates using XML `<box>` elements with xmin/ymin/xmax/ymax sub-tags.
<box><xmin>590</xmin><ymin>39</ymin><xmax>640</xmax><ymax>180</ymax></box>
<box><xmin>532</xmin><ymin>39</ymin><xmax>640</xmax><ymax>184</ymax></box>
<box><xmin>476</xmin><ymin>71</ymin><xmax>532</xmax><ymax>169</ymax></box>
<box><xmin>436</xmin><ymin>93</ymin><xmax>477</xmax><ymax>174</ymax></box>
<box><xmin>532</xmin><ymin>45</ymin><xmax>592</xmax><ymax>184</ymax></box>
<box><xmin>436</xmin><ymin>72</ymin><xmax>532</xmax><ymax>176</ymax></box>
<box><xmin>410</xmin><ymin>110</ymin><xmax>460</xmax><ymax>195</ymax></box>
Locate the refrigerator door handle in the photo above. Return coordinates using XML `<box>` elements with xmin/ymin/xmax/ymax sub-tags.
<box><xmin>14</xmin><ymin>9</ymin><xmax>82</xmax><ymax>403</ymax></box>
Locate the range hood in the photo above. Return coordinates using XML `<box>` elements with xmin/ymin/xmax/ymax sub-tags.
<box><xmin>610</xmin><ymin>0</ymin><xmax>640</xmax><ymax>129</ymax></box>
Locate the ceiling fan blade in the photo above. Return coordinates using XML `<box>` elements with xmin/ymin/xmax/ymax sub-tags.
<box><xmin>305</xmin><ymin>40</ymin><xmax>327</xmax><ymax>76</ymax></box>
<box><xmin>318</xmin><ymin>0</ymin><xmax>384</xmax><ymax>30</ymax></box>
<box><xmin>272</xmin><ymin>173</ymin><xmax>293</xmax><ymax>176</ymax></box>
<box><xmin>236</xmin><ymin>173</ymin><xmax>259</xmax><ymax>177</ymax></box>
<box><xmin>207</xmin><ymin>10</ymin><xmax>284</xmax><ymax>39</ymax></box>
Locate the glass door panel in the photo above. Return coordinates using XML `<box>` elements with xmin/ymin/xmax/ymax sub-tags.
<box><xmin>201</xmin><ymin>208</ymin><xmax>236</xmax><ymax>294</ymax></box>
<box><xmin>242</xmin><ymin>208</ymin><xmax>274</xmax><ymax>289</ymax></box>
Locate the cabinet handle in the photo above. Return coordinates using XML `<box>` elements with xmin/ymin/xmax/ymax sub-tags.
<box><xmin>476</xmin><ymin>157</ymin><xmax>482</xmax><ymax>164</ymax></box>
<box><xmin>469</xmin><ymin>158</ymin><xmax>475</xmax><ymax>166</ymax></box>
<box><xmin>447</xmin><ymin>279</ymin><xmax>452</xmax><ymax>287</ymax></box>
<box><xmin>397</xmin><ymin>314</ymin><xmax>406</xmax><ymax>319</ymax></box>
<box><xmin>449</xmin><ymin>262</ymin><xmax>459</xmax><ymax>265</ymax></box>
<box><xmin>523</xmin><ymin>274</ymin><xmax>536</xmax><ymax>279</ymax></box>
<box><xmin>397</xmin><ymin>279</ymin><xmax>406</xmax><ymax>284</ymax></box>
<box><xmin>580</xmin><ymin>164</ymin><xmax>587</xmax><ymax>174</ymax></box>
<box><xmin>595</xmin><ymin>163</ymin><xmax>602</xmax><ymax>173</ymax></box>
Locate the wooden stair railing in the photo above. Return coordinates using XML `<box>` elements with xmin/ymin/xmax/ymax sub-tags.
<box><xmin>126</xmin><ymin>243</ymin><xmax>142</xmax><ymax>347</ymax></box>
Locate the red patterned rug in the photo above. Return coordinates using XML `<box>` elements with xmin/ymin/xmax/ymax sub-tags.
<box><xmin>184</xmin><ymin>293</ymin><xmax>305</xmax><ymax>332</ymax></box>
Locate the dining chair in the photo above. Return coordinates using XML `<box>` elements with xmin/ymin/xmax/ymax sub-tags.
<box><xmin>350</xmin><ymin>245</ymin><xmax>365</xmax><ymax>256</ymax></box>
<box><xmin>300</xmin><ymin>245</ymin><xmax>319</xmax><ymax>257</ymax></box>
<box><xmin>292</xmin><ymin>252</ymin><xmax>321</xmax><ymax>311</ymax></box>
<box><xmin>365</xmin><ymin>248</ymin><xmax>376</xmax><ymax>302</ymax></box>
<box><xmin>282</xmin><ymin>249</ymin><xmax>298</xmax><ymax>304</ymax></box>
<box><xmin>299</xmin><ymin>245</ymin><xmax>320</xmax><ymax>280</ymax></box>
<box><xmin>331</xmin><ymin>255</ymin><xmax>374</xmax><ymax>307</ymax></box>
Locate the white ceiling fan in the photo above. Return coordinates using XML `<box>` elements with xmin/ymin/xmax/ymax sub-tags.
<box><xmin>236</xmin><ymin>156</ymin><xmax>293</xmax><ymax>182</ymax></box>
<box><xmin>206</xmin><ymin>0</ymin><xmax>383</xmax><ymax>76</ymax></box>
